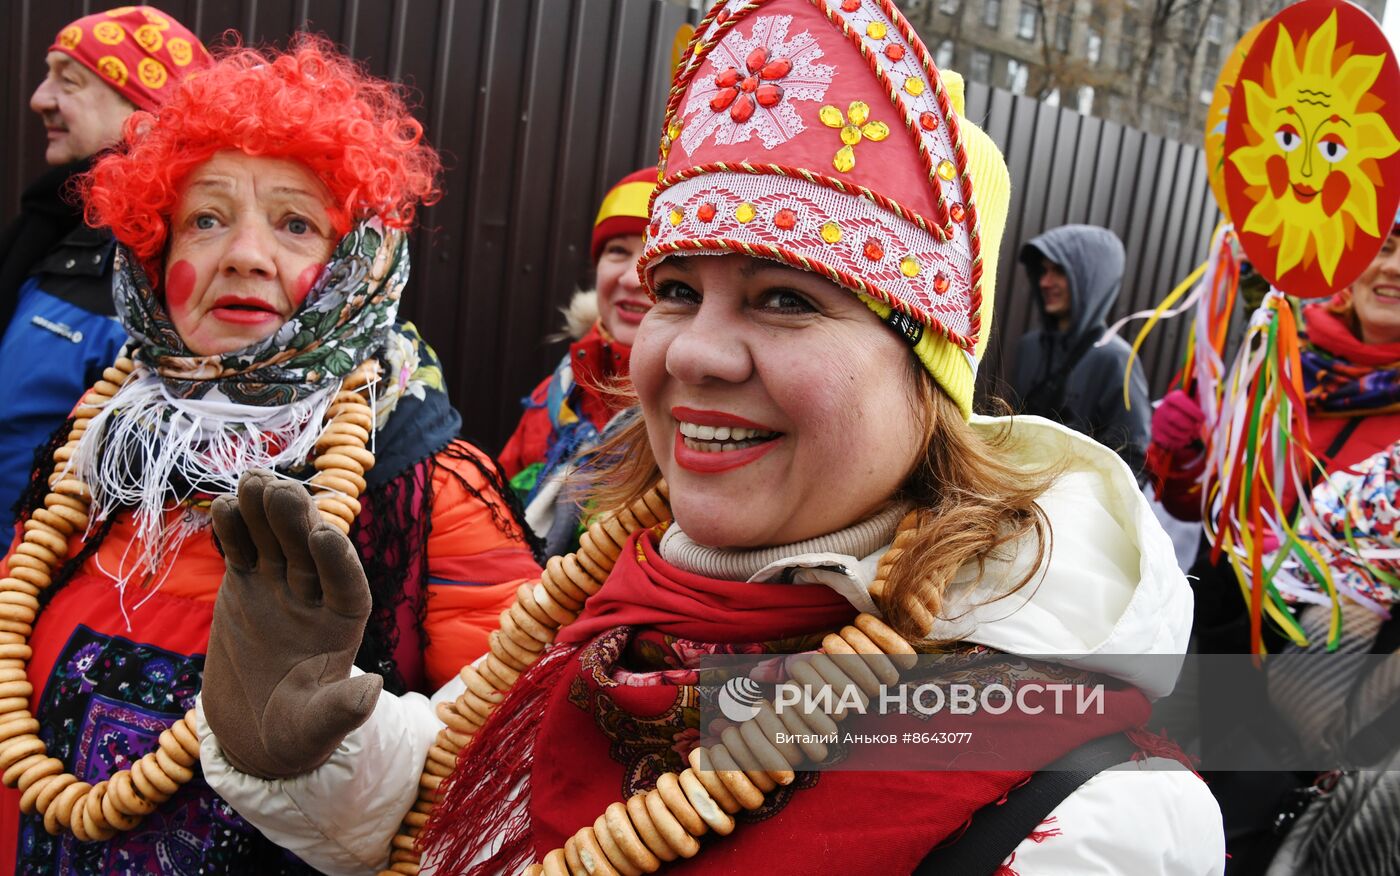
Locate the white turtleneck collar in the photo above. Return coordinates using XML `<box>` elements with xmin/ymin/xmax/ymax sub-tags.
<box><xmin>656</xmin><ymin>502</ymin><xmax>912</xmax><ymax>615</ymax></box>
<box><xmin>644</xmin><ymin>415</ymin><xmax>1195</xmax><ymax>700</ymax></box>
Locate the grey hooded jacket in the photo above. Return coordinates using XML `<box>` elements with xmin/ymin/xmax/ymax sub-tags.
<box><xmin>1009</xmin><ymin>225</ymin><xmax>1151</xmax><ymax>478</ymax></box>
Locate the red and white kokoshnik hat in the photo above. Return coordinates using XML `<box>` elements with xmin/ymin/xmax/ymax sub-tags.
<box><xmin>639</xmin><ymin>0</ymin><xmax>1011</xmax><ymax>418</ymax></box>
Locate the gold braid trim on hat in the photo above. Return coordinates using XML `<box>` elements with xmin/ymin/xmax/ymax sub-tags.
<box><xmin>380</xmin><ymin>503</ymin><xmax>924</xmax><ymax>876</ymax></box>
<box><xmin>0</xmin><ymin>355</ymin><xmax>379</xmax><ymax>840</ymax></box>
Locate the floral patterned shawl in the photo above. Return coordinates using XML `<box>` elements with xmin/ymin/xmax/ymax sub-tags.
<box><xmin>424</xmin><ymin>528</ymin><xmax>1155</xmax><ymax>876</ymax></box>
<box><xmin>67</xmin><ymin>218</ymin><xmax>460</xmax><ymax>600</ymax></box>
<box><xmin>114</xmin><ymin>218</ymin><xmax>407</xmax><ymax>406</ymax></box>
<box><xmin>1301</xmin><ymin>297</ymin><xmax>1400</xmax><ymax>417</ymax></box>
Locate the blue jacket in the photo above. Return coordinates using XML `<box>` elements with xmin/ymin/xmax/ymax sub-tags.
<box><xmin>0</xmin><ymin>224</ymin><xmax>126</xmax><ymax>520</ymax></box>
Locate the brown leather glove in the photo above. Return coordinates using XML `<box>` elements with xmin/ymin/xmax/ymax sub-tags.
<box><xmin>202</xmin><ymin>469</ymin><xmax>382</xmax><ymax>779</ymax></box>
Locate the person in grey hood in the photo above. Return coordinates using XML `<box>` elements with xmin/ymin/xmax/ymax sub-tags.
<box><xmin>1010</xmin><ymin>224</ymin><xmax>1151</xmax><ymax>477</ymax></box>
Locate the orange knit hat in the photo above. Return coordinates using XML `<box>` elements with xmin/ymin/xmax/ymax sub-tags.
<box><xmin>591</xmin><ymin>168</ymin><xmax>655</xmax><ymax>262</ymax></box>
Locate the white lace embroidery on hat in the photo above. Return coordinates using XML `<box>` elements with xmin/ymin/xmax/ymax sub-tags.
<box><xmin>681</xmin><ymin>14</ymin><xmax>836</xmax><ymax>153</ymax></box>
<box><xmin>830</xmin><ymin>1</ymin><xmax>968</xmax><ymax>214</ymax></box>
<box><xmin>673</xmin><ymin>0</ymin><xmax>750</xmax><ymax>85</ymax></box>
<box><xmin>649</xmin><ymin>173</ymin><xmax>976</xmax><ymax>345</ymax></box>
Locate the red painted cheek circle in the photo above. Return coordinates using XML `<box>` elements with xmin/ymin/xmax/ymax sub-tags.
<box><xmin>294</xmin><ymin>264</ymin><xmax>323</xmax><ymax>306</ymax></box>
<box><xmin>1265</xmin><ymin>155</ymin><xmax>1291</xmax><ymax>200</ymax></box>
<box><xmin>1321</xmin><ymin>171</ymin><xmax>1351</xmax><ymax>218</ymax></box>
<box><xmin>165</xmin><ymin>260</ymin><xmax>197</xmax><ymax>312</ymax></box>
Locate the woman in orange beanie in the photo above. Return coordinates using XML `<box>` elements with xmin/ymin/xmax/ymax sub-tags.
<box><xmin>499</xmin><ymin>169</ymin><xmax>655</xmax><ymax>556</ymax></box>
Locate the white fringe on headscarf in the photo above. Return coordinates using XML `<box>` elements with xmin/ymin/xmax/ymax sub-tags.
<box><xmin>62</xmin><ymin>363</ymin><xmax>349</xmax><ymax>624</ymax></box>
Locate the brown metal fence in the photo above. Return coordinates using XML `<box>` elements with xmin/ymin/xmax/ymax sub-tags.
<box><xmin>961</xmin><ymin>79</ymin><xmax>1223</xmax><ymax>406</ymax></box>
<box><xmin>1</xmin><ymin>0</ymin><xmax>1220</xmax><ymax>450</ymax></box>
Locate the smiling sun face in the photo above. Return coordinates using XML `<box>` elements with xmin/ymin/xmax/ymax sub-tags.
<box><xmin>1227</xmin><ymin>5</ymin><xmax>1400</xmax><ymax>295</ymax></box>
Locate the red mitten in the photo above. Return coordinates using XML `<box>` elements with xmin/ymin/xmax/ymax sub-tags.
<box><xmin>1151</xmin><ymin>390</ymin><xmax>1206</xmax><ymax>452</ymax></box>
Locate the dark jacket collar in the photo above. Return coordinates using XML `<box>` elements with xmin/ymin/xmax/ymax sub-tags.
<box><xmin>0</xmin><ymin>158</ymin><xmax>94</xmax><ymax>327</ymax></box>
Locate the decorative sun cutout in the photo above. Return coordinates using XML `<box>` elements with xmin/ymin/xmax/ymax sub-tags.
<box><xmin>1204</xmin><ymin>18</ymin><xmax>1266</xmax><ymax>221</ymax></box>
<box><xmin>1224</xmin><ymin>0</ymin><xmax>1400</xmax><ymax>296</ymax></box>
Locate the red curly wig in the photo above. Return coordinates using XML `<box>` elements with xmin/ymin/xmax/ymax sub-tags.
<box><xmin>84</xmin><ymin>35</ymin><xmax>441</xmax><ymax>285</ymax></box>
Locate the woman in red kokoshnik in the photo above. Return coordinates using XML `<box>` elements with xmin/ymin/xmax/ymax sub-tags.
<box><xmin>196</xmin><ymin>2</ymin><xmax>1224</xmax><ymax>873</ymax></box>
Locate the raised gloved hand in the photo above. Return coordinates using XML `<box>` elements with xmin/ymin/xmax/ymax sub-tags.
<box><xmin>202</xmin><ymin>470</ymin><xmax>382</xmax><ymax>780</ymax></box>
<box><xmin>1151</xmin><ymin>389</ymin><xmax>1206</xmax><ymax>452</ymax></box>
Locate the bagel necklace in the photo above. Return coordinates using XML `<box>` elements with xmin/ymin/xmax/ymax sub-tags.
<box><xmin>0</xmin><ymin>354</ymin><xmax>379</xmax><ymax>840</ymax></box>
<box><xmin>380</xmin><ymin>488</ymin><xmax>925</xmax><ymax>876</ymax></box>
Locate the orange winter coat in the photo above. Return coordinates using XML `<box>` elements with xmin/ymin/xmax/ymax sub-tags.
<box><xmin>0</xmin><ymin>439</ymin><xmax>538</xmax><ymax>871</ymax></box>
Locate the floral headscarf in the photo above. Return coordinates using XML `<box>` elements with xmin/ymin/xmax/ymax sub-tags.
<box><xmin>69</xmin><ymin>218</ymin><xmax>459</xmax><ymax>606</ymax></box>
<box><xmin>114</xmin><ymin>218</ymin><xmax>407</xmax><ymax>406</ymax></box>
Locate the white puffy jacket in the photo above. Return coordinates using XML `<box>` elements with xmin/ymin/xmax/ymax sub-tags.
<box><xmin>199</xmin><ymin>416</ymin><xmax>1225</xmax><ymax>875</ymax></box>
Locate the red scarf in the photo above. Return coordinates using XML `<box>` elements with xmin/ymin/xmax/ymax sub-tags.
<box><xmin>570</xmin><ymin>322</ymin><xmax>633</xmax><ymax>431</ymax></box>
<box><xmin>1301</xmin><ymin>297</ymin><xmax>1400</xmax><ymax>415</ymax></box>
<box><xmin>424</xmin><ymin>530</ymin><xmax>1154</xmax><ymax>875</ymax></box>
<box><xmin>557</xmin><ymin>528</ymin><xmax>859</xmax><ymax>644</ymax></box>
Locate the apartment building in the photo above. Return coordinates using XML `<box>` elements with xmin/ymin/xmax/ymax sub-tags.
<box><xmin>899</xmin><ymin>0</ymin><xmax>1387</xmax><ymax>142</ymax></box>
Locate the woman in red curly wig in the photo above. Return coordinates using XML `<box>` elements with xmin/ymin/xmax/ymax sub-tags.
<box><xmin>0</xmin><ymin>36</ymin><xmax>538</xmax><ymax>873</ymax></box>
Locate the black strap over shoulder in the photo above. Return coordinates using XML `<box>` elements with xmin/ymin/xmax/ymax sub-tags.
<box><xmin>913</xmin><ymin>733</ymin><xmax>1140</xmax><ymax>875</ymax></box>
<box><xmin>1321</xmin><ymin>417</ymin><xmax>1363</xmax><ymax>467</ymax></box>
<box><xmin>1290</xmin><ymin>416</ymin><xmax>1364</xmax><ymax>511</ymax></box>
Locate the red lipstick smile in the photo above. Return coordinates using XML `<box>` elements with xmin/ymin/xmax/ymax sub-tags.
<box><xmin>673</xmin><ymin>428</ymin><xmax>781</xmax><ymax>472</ymax></box>
<box><xmin>612</xmin><ymin>299</ymin><xmax>651</xmax><ymax>326</ymax></box>
<box><xmin>670</xmin><ymin>406</ymin><xmax>782</xmax><ymax>473</ymax></box>
<box><xmin>670</xmin><ymin>407</ymin><xmax>772</xmax><ymax>429</ymax></box>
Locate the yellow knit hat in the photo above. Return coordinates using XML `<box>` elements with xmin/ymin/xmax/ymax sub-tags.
<box><xmin>640</xmin><ymin>0</ymin><xmax>1012</xmax><ymax>419</ymax></box>
<box><xmin>857</xmin><ymin>71</ymin><xmax>1009</xmax><ymax>418</ymax></box>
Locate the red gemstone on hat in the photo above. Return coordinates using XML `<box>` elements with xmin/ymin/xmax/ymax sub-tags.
<box><xmin>756</xmin><ymin>84</ymin><xmax>784</xmax><ymax>107</ymax></box>
<box><xmin>919</xmin><ymin>112</ymin><xmax>937</xmax><ymax>131</ymax></box>
<box><xmin>842</xmin><ymin>0</ymin><xmax>861</xmax><ymax>11</ymax></box>
<box><xmin>698</xmin><ymin>203</ymin><xmax>717</xmax><ymax>222</ymax></box>
<box><xmin>717</xmin><ymin>8</ymin><xmax>730</xmax><ymax>24</ymax></box>
<box><xmin>949</xmin><ymin>203</ymin><xmax>966</xmax><ymax>222</ymax></box>
<box><xmin>885</xmin><ymin>44</ymin><xmax>905</xmax><ymax>62</ymax></box>
<box><xmin>774</xmin><ymin>209</ymin><xmax>797</xmax><ymax>229</ymax></box>
<box><xmin>747</xmin><ymin>47</ymin><xmax>768</xmax><ymax>73</ymax></box>
<box><xmin>864</xmin><ymin>239</ymin><xmax>884</xmax><ymax>261</ymax></box>
<box><xmin>715</xmin><ymin>67</ymin><xmax>740</xmax><ymax>88</ymax></box>
<box><xmin>650</xmin><ymin>219</ymin><xmax>661</xmax><ymax>237</ymax></box>
<box><xmin>730</xmin><ymin>95</ymin><xmax>756</xmax><ymax>123</ymax></box>
<box><xmin>762</xmin><ymin>57</ymin><xmax>793</xmax><ymax>79</ymax></box>
<box><xmin>933</xmin><ymin>271</ymin><xmax>950</xmax><ymax>293</ymax></box>
<box><xmin>711</xmin><ymin>88</ymin><xmax>739</xmax><ymax>111</ymax></box>
<box><xmin>741</xmin><ymin>75</ymin><xmax>759</xmax><ymax>93</ymax></box>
